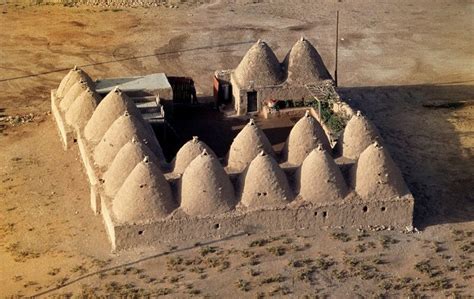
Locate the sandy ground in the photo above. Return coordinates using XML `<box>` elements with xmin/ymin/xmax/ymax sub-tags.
<box><xmin>0</xmin><ymin>0</ymin><xmax>473</xmax><ymax>297</ymax></box>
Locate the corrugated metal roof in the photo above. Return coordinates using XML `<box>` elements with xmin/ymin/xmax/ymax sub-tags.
<box><xmin>95</xmin><ymin>73</ymin><xmax>171</xmax><ymax>94</ymax></box>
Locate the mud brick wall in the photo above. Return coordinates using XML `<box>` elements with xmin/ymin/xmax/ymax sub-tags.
<box><xmin>12</xmin><ymin>0</ymin><xmax>209</xmax><ymax>7</ymax></box>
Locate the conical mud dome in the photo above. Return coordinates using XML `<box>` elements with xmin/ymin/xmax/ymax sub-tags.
<box><xmin>227</xmin><ymin>119</ymin><xmax>274</xmax><ymax>172</ymax></box>
<box><xmin>351</xmin><ymin>142</ymin><xmax>409</xmax><ymax>200</ymax></box>
<box><xmin>56</xmin><ymin>66</ymin><xmax>93</xmax><ymax>98</ymax></box>
<box><xmin>283</xmin><ymin>37</ymin><xmax>332</xmax><ymax>82</ymax></box>
<box><xmin>113</xmin><ymin>158</ymin><xmax>175</xmax><ymax>223</ymax></box>
<box><xmin>240</xmin><ymin>151</ymin><xmax>292</xmax><ymax>208</ymax></box>
<box><xmin>56</xmin><ymin>69</ymin><xmax>74</xmax><ymax>98</ymax></box>
<box><xmin>172</xmin><ymin>136</ymin><xmax>216</xmax><ymax>174</ymax></box>
<box><xmin>64</xmin><ymin>88</ymin><xmax>100</xmax><ymax>130</ymax></box>
<box><xmin>296</xmin><ymin>146</ymin><xmax>347</xmax><ymax>203</ymax></box>
<box><xmin>282</xmin><ymin>111</ymin><xmax>331</xmax><ymax>165</ymax></box>
<box><xmin>103</xmin><ymin>139</ymin><xmax>160</xmax><ymax>198</ymax></box>
<box><xmin>84</xmin><ymin>88</ymin><xmax>142</xmax><ymax>145</ymax></box>
<box><xmin>341</xmin><ymin>111</ymin><xmax>381</xmax><ymax>160</ymax></box>
<box><xmin>234</xmin><ymin>40</ymin><xmax>284</xmax><ymax>86</ymax></box>
<box><xmin>181</xmin><ymin>150</ymin><xmax>236</xmax><ymax>216</ymax></box>
<box><xmin>93</xmin><ymin>113</ymin><xmax>163</xmax><ymax>169</ymax></box>
<box><xmin>60</xmin><ymin>80</ymin><xmax>89</xmax><ymax>112</ymax></box>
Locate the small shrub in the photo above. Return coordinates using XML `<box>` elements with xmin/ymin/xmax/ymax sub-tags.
<box><xmin>235</xmin><ymin>279</ymin><xmax>251</xmax><ymax>292</ymax></box>
<box><xmin>425</xmin><ymin>278</ymin><xmax>452</xmax><ymax>290</ymax></box>
<box><xmin>379</xmin><ymin>235</ymin><xmax>399</xmax><ymax>249</ymax></box>
<box><xmin>289</xmin><ymin>258</ymin><xmax>313</xmax><ymax>268</ymax></box>
<box><xmin>331</xmin><ymin>232</ymin><xmax>351</xmax><ymax>242</ymax></box>
<box><xmin>250</xmin><ymin>268</ymin><xmax>261</xmax><ymax>277</ymax></box>
<box><xmin>415</xmin><ymin>260</ymin><xmax>439</xmax><ymax>277</ymax></box>
<box><xmin>269</xmin><ymin>285</ymin><xmax>292</xmax><ymax>296</ymax></box>
<box><xmin>155</xmin><ymin>288</ymin><xmax>172</xmax><ymax>296</ymax></box>
<box><xmin>200</xmin><ymin>246</ymin><xmax>218</xmax><ymax>256</ymax></box>
<box><xmin>267</xmin><ymin>246</ymin><xmax>286</xmax><ymax>256</ymax></box>
<box><xmin>249</xmin><ymin>239</ymin><xmax>270</xmax><ymax>247</ymax></box>
<box><xmin>47</xmin><ymin>268</ymin><xmax>61</xmax><ymax>276</ymax></box>
<box><xmin>300</xmin><ymin>267</ymin><xmax>317</xmax><ymax>282</ymax></box>
<box><xmin>260</xmin><ymin>274</ymin><xmax>286</xmax><ymax>285</ymax></box>
<box><xmin>249</xmin><ymin>256</ymin><xmax>261</xmax><ymax>265</ymax></box>
<box><xmin>314</xmin><ymin>257</ymin><xmax>335</xmax><ymax>270</ymax></box>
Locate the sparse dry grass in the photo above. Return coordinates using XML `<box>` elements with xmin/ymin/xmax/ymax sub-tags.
<box><xmin>260</xmin><ymin>274</ymin><xmax>286</xmax><ymax>285</ymax></box>
<box><xmin>235</xmin><ymin>279</ymin><xmax>251</xmax><ymax>292</ymax></box>
<box><xmin>5</xmin><ymin>242</ymin><xmax>40</xmax><ymax>262</ymax></box>
<box><xmin>47</xmin><ymin>268</ymin><xmax>61</xmax><ymax>276</ymax></box>
<box><xmin>331</xmin><ymin>232</ymin><xmax>351</xmax><ymax>242</ymax></box>
<box><xmin>267</xmin><ymin>246</ymin><xmax>286</xmax><ymax>256</ymax></box>
<box><xmin>200</xmin><ymin>246</ymin><xmax>219</xmax><ymax>256</ymax></box>
<box><xmin>70</xmin><ymin>264</ymin><xmax>88</xmax><ymax>275</ymax></box>
<box><xmin>289</xmin><ymin>258</ymin><xmax>313</xmax><ymax>268</ymax></box>
<box><xmin>379</xmin><ymin>235</ymin><xmax>399</xmax><ymax>249</ymax></box>
<box><xmin>415</xmin><ymin>260</ymin><xmax>440</xmax><ymax>278</ymax></box>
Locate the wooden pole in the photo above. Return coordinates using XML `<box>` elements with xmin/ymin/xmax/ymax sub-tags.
<box><xmin>335</xmin><ymin>10</ymin><xmax>339</xmax><ymax>87</ymax></box>
<box><xmin>318</xmin><ymin>99</ymin><xmax>322</xmax><ymax>123</ymax></box>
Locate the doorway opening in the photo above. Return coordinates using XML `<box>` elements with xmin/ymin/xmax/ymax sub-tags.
<box><xmin>247</xmin><ymin>91</ymin><xmax>258</xmax><ymax>112</ymax></box>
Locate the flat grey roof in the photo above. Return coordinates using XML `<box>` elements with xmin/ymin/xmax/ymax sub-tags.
<box><xmin>95</xmin><ymin>73</ymin><xmax>172</xmax><ymax>94</ymax></box>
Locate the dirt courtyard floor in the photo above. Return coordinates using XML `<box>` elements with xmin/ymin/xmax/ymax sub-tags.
<box><xmin>0</xmin><ymin>0</ymin><xmax>473</xmax><ymax>297</ymax></box>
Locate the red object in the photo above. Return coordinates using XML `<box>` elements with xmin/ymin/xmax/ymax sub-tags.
<box><xmin>213</xmin><ymin>76</ymin><xmax>220</xmax><ymax>101</ymax></box>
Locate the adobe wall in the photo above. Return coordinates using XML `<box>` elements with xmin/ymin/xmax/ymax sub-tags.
<box><xmin>258</xmin><ymin>84</ymin><xmax>312</xmax><ymax>104</ymax></box>
<box><xmin>13</xmin><ymin>0</ymin><xmax>194</xmax><ymax>7</ymax></box>
<box><xmin>102</xmin><ymin>195</ymin><xmax>414</xmax><ymax>250</ymax></box>
<box><xmin>231</xmin><ymin>73</ymin><xmax>314</xmax><ymax>115</ymax></box>
<box><xmin>51</xmin><ymin>90</ymin><xmax>75</xmax><ymax>150</ymax></box>
<box><xmin>230</xmin><ymin>74</ymin><xmax>245</xmax><ymax>115</ymax></box>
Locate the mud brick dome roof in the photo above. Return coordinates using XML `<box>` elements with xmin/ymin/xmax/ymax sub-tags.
<box><xmin>59</xmin><ymin>79</ymin><xmax>91</xmax><ymax>112</ymax></box>
<box><xmin>181</xmin><ymin>150</ymin><xmax>236</xmax><ymax>216</ymax></box>
<box><xmin>296</xmin><ymin>145</ymin><xmax>347</xmax><ymax>203</ymax></box>
<box><xmin>240</xmin><ymin>151</ymin><xmax>292</xmax><ymax>209</ymax></box>
<box><xmin>84</xmin><ymin>87</ymin><xmax>144</xmax><ymax>145</ymax></box>
<box><xmin>351</xmin><ymin>142</ymin><xmax>409</xmax><ymax>200</ymax></box>
<box><xmin>234</xmin><ymin>39</ymin><xmax>284</xmax><ymax>87</ymax></box>
<box><xmin>56</xmin><ymin>66</ymin><xmax>93</xmax><ymax>98</ymax></box>
<box><xmin>341</xmin><ymin>111</ymin><xmax>381</xmax><ymax>160</ymax></box>
<box><xmin>227</xmin><ymin>119</ymin><xmax>274</xmax><ymax>172</ymax></box>
<box><xmin>282</xmin><ymin>111</ymin><xmax>331</xmax><ymax>165</ymax></box>
<box><xmin>103</xmin><ymin>139</ymin><xmax>161</xmax><ymax>198</ymax></box>
<box><xmin>93</xmin><ymin>112</ymin><xmax>164</xmax><ymax>169</ymax></box>
<box><xmin>283</xmin><ymin>37</ymin><xmax>332</xmax><ymax>83</ymax></box>
<box><xmin>112</xmin><ymin>158</ymin><xmax>175</xmax><ymax>223</ymax></box>
<box><xmin>64</xmin><ymin>88</ymin><xmax>100</xmax><ymax>130</ymax></box>
<box><xmin>173</xmin><ymin>136</ymin><xmax>216</xmax><ymax>174</ymax></box>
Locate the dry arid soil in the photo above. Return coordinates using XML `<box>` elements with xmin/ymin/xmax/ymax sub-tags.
<box><xmin>0</xmin><ymin>0</ymin><xmax>473</xmax><ymax>297</ymax></box>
